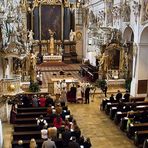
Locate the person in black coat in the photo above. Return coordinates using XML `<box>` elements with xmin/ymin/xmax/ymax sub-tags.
<box><xmin>104</xmin><ymin>84</ymin><xmax>108</xmax><ymax>97</ymax></box>
<box><xmin>116</xmin><ymin>90</ymin><xmax>122</xmax><ymax>102</ymax></box>
<box><xmin>123</xmin><ymin>90</ymin><xmax>130</xmax><ymax>102</ymax></box>
<box><xmin>68</xmin><ymin>137</ymin><xmax>80</xmax><ymax>148</ymax></box>
<box><xmin>62</xmin><ymin>126</ymin><xmax>71</xmax><ymax>148</ymax></box>
<box><xmin>85</xmin><ymin>85</ymin><xmax>91</xmax><ymax>104</ymax></box>
<box><xmin>83</xmin><ymin>137</ymin><xmax>92</xmax><ymax>148</ymax></box>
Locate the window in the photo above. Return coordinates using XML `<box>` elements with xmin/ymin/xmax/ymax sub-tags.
<box><xmin>76</xmin><ymin>8</ymin><xmax>83</xmax><ymax>25</ymax></box>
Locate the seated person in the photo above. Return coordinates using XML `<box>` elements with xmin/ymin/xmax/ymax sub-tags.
<box><xmin>124</xmin><ymin>104</ymin><xmax>131</xmax><ymax>112</ymax></box>
<box><xmin>123</xmin><ymin>90</ymin><xmax>130</xmax><ymax>102</ymax></box>
<box><xmin>83</xmin><ymin>137</ymin><xmax>92</xmax><ymax>148</ymax></box>
<box><xmin>41</xmin><ymin>126</ymin><xmax>48</xmax><ymax>140</ymax></box>
<box><xmin>14</xmin><ymin>140</ymin><xmax>24</xmax><ymax>148</ymax></box>
<box><xmin>116</xmin><ymin>90</ymin><xmax>122</xmax><ymax>102</ymax></box>
<box><xmin>55</xmin><ymin>103</ymin><xmax>62</xmax><ymax>115</ymax></box>
<box><xmin>53</xmin><ymin>115</ymin><xmax>63</xmax><ymax>129</ymax></box>
<box><xmin>68</xmin><ymin>136</ymin><xmax>80</xmax><ymax>148</ymax></box>
<box><xmin>109</xmin><ymin>94</ymin><xmax>115</xmax><ymax>102</ymax></box>
<box><xmin>62</xmin><ymin>126</ymin><xmax>71</xmax><ymax>147</ymax></box>
<box><xmin>117</xmin><ymin>100</ymin><xmax>124</xmax><ymax>112</ymax></box>
<box><xmin>37</xmin><ymin>115</ymin><xmax>48</xmax><ymax>130</ymax></box>
<box><xmin>45</xmin><ymin>95</ymin><xmax>54</xmax><ymax>107</ymax></box>
<box><xmin>47</xmin><ymin>104</ymin><xmax>52</xmax><ymax>116</ymax></box>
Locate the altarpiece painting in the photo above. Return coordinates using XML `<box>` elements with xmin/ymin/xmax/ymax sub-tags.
<box><xmin>41</xmin><ymin>5</ymin><xmax>62</xmax><ymax>40</ymax></box>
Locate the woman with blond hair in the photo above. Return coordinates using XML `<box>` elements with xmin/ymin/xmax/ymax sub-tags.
<box><xmin>30</xmin><ymin>138</ymin><xmax>37</xmax><ymax>148</ymax></box>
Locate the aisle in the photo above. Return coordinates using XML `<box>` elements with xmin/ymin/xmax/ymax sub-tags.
<box><xmin>68</xmin><ymin>94</ymin><xmax>136</xmax><ymax>148</ymax></box>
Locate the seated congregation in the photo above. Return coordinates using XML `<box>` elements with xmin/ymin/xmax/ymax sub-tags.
<box><xmin>100</xmin><ymin>90</ymin><xmax>148</xmax><ymax>147</ymax></box>
<box><xmin>10</xmin><ymin>93</ymin><xmax>92</xmax><ymax>148</ymax></box>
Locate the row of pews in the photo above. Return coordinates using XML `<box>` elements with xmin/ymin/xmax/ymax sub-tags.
<box><xmin>100</xmin><ymin>97</ymin><xmax>148</xmax><ymax>147</ymax></box>
<box><xmin>12</xmin><ymin>104</ymin><xmax>71</xmax><ymax>147</ymax></box>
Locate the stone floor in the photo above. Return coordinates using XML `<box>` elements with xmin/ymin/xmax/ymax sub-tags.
<box><xmin>2</xmin><ymin>93</ymin><xmax>137</xmax><ymax>148</ymax></box>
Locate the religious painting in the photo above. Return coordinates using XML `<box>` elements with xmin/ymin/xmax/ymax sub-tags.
<box><xmin>41</xmin><ymin>5</ymin><xmax>62</xmax><ymax>40</ymax></box>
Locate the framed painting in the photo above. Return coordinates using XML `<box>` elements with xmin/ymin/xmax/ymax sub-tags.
<box><xmin>40</xmin><ymin>4</ymin><xmax>62</xmax><ymax>40</ymax></box>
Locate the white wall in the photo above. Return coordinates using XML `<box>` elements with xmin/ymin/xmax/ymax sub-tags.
<box><xmin>138</xmin><ymin>46</ymin><xmax>148</xmax><ymax>80</ymax></box>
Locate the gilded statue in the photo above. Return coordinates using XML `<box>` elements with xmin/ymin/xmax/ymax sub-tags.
<box><xmin>100</xmin><ymin>52</ymin><xmax>109</xmax><ymax>72</ymax></box>
<box><xmin>48</xmin><ymin>29</ymin><xmax>55</xmax><ymax>55</ymax></box>
<box><xmin>29</xmin><ymin>53</ymin><xmax>37</xmax><ymax>82</ymax></box>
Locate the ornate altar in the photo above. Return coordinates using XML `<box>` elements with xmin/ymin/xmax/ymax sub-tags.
<box><xmin>98</xmin><ymin>28</ymin><xmax>130</xmax><ymax>80</ymax></box>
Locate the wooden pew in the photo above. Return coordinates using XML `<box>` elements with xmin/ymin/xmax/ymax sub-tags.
<box><xmin>130</xmin><ymin>97</ymin><xmax>145</xmax><ymax>102</ymax></box>
<box><xmin>13</xmin><ymin>131</ymin><xmax>41</xmax><ymax>140</ymax></box>
<box><xmin>15</xmin><ymin>116</ymin><xmax>52</xmax><ymax>124</ymax></box>
<box><xmin>16</xmin><ymin>112</ymin><xmax>47</xmax><ymax>118</ymax></box>
<box><xmin>105</xmin><ymin>101</ymin><xmax>148</xmax><ymax>115</ymax></box>
<box><xmin>127</xmin><ymin>122</ymin><xmax>148</xmax><ymax>138</ymax></box>
<box><xmin>110</xmin><ymin>105</ymin><xmax>148</xmax><ymax>120</ymax></box>
<box><xmin>17</xmin><ymin>107</ymin><xmax>48</xmax><ymax>113</ymax></box>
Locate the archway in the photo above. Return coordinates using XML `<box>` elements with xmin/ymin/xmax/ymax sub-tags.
<box><xmin>123</xmin><ymin>26</ymin><xmax>134</xmax><ymax>79</ymax></box>
<box><xmin>138</xmin><ymin>26</ymin><xmax>148</xmax><ymax>95</ymax></box>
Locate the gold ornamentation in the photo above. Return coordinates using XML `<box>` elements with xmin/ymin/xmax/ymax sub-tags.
<box><xmin>76</xmin><ymin>31</ymin><xmax>82</xmax><ymax>40</ymax></box>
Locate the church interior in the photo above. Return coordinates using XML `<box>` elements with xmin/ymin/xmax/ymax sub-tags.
<box><xmin>0</xmin><ymin>0</ymin><xmax>148</xmax><ymax>147</ymax></box>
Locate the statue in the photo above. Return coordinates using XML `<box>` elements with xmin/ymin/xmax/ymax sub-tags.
<box><xmin>69</xmin><ymin>29</ymin><xmax>75</xmax><ymax>41</ymax></box>
<box><xmin>29</xmin><ymin>52</ymin><xmax>36</xmax><ymax>82</ymax></box>
<box><xmin>48</xmin><ymin>29</ymin><xmax>55</xmax><ymax>55</ymax></box>
<box><xmin>99</xmin><ymin>51</ymin><xmax>109</xmax><ymax>78</ymax></box>
<box><xmin>28</xmin><ymin>30</ymin><xmax>34</xmax><ymax>45</ymax></box>
<box><xmin>122</xmin><ymin>2</ymin><xmax>131</xmax><ymax>22</ymax></box>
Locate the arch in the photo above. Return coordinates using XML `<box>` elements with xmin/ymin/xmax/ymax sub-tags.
<box><xmin>123</xmin><ymin>26</ymin><xmax>134</xmax><ymax>42</ymax></box>
<box><xmin>140</xmin><ymin>26</ymin><xmax>148</xmax><ymax>44</ymax></box>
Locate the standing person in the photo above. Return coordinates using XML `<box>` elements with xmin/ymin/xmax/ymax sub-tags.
<box><xmin>37</xmin><ymin>115</ymin><xmax>48</xmax><ymax>130</ymax></box>
<box><xmin>39</xmin><ymin>95</ymin><xmax>46</xmax><ymax>107</ymax></box>
<box><xmin>60</xmin><ymin>87</ymin><xmax>67</xmax><ymax>107</ymax></box>
<box><xmin>41</xmin><ymin>126</ymin><xmax>48</xmax><ymax>140</ymax></box>
<box><xmin>104</xmin><ymin>84</ymin><xmax>108</xmax><ymax>97</ymax></box>
<box><xmin>42</xmin><ymin>137</ymin><xmax>56</xmax><ymax>148</ymax></box>
<box><xmin>10</xmin><ymin>104</ymin><xmax>17</xmax><ymax>124</ymax></box>
<box><xmin>83</xmin><ymin>137</ymin><xmax>92</xmax><ymax>148</ymax></box>
<box><xmin>116</xmin><ymin>90</ymin><xmax>122</xmax><ymax>102</ymax></box>
<box><xmin>84</xmin><ymin>85</ymin><xmax>90</xmax><ymax>104</ymax></box>
<box><xmin>123</xmin><ymin>90</ymin><xmax>130</xmax><ymax>102</ymax></box>
<box><xmin>32</xmin><ymin>95</ymin><xmax>38</xmax><ymax>107</ymax></box>
<box><xmin>76</xmin><ymin>85</ymin><xmax>82</xmax><ymax>103</ymax></box>
<box><xmin>55</xmin><ymin>81</ymin><xmax>61</xmax><ymax>99</ymax></box>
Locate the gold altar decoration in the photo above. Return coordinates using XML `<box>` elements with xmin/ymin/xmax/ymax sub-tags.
<box><xmin>29</xmin><ymin>53</ymin><xmax>37</xmax><ymax>82</ymax></box>
<box><xmin>76</xmin><ymin>31</ymin><xmax>82</xmax><ymax>41</ymax></box>
<box><xmin>8</xmin><ymin>84</ymin><xmax>15</xmax><ymax>92</ymax></box>
<box><xmin>48</xmin><ymin>29</ymin><xmax>55</xmax><ymax>55</ymax></box>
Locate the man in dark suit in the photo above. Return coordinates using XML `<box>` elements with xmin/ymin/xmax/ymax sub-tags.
<box><xmin>62</xmin><ymin>126</ymin><xmax>71</xmax><ymax>148</ymax></box>
<box><xmin>85</xmin><ymin>85</ymin><xmax>91</xmax><ymax>104</ymax></box>
<box><xmin>116</xmin><ymin>90</ymin><xmax>122</xmax><ymax>102</ymax></box>
<box><xmin>123</xmin><ymin>90</ymin><xmax>130</xmax><ymax>102</ymax></box>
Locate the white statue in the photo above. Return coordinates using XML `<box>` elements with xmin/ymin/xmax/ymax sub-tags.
<box><xmin>69</xmin><ymin>29</ymin><xmax>75</xmax><ymax>41</ymax></box>
<box><xmin>28</xmin><ymin>30</ymin><xmax>34</xmax><ymax>42</ymax></box>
